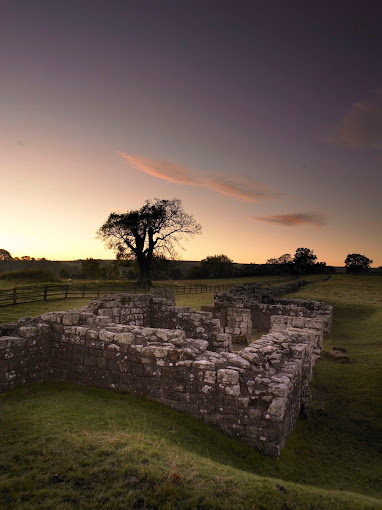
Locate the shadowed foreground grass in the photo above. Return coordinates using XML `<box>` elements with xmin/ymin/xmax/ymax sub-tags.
<box><xmin>0</xmin><ymin>384</ymin><xmax>380</xmax><ymax>510</ymax></box>
<box><xmin>0</xmin><ymin>275</ymin><xmax>381</xmax><ymax>509</ymax></box>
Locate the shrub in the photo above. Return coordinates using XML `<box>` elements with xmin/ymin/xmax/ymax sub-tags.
<box><xmin>0</xmin><ymin>269</ymin><xmax>58</xmax><ymax>282</ymax></box>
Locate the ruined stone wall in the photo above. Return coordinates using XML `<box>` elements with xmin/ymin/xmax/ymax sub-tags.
<box><xmin>207</xmin><ymin>283</ymin><xmax>332</xmax><ymax>338</ymax></box>
<box><xmin>87</xmin><ymin>294</ymin><xmax>231</xmax><ymax>352</ymax></box>
<box><xmin>225</xmin><ymin>308</ymin><xmax>252</xmax><ymax>342</ymax></box>
<box><xmin>0</xmin><ymin>319</ymin><xmax>52</xmax><ymax>392</ymax></box>
<box><xmin>0</xmin><ymin>311</ymin><xmax>317</xmax><ymax>456</ymax></box>
<box><xmin>270</xmin><ymin>315</ymin><xmax>324</xmax><ymax>350</ymax></box>
<box><xmin>248</xmin><ymin>302</ymin><xmax>332</xmax><ymax>335</ymax></box>
<box><xmin>201</xmin><ymin>305</ymin><xmax>252</xmax><ymax>343</ymax></box>
<box><xmin>0</xmin><ymin>287</ymin><xmax>332</xmax><ymax>457</ymax></box>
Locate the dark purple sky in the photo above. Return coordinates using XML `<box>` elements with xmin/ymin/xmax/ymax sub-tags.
<box><xmin>1</xmin><ymin>1</ymin><xmax>381</xmax><ymax>264</ymax></box>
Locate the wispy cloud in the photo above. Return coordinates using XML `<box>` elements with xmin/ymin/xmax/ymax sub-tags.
<box><xmin>119</xmin><ymin>151</ymin><xmax>283</xmax><ymax>202</ymax></box>
<box><xmin>252</xmin><ymin>212</ymin><xmax>327</xmax><ymax>227</ymax></box>
<box><xmin>326</xmin><ymin>89</ymin><xmax>382</xmax><ymax>150</ymax></box>
<box><xmin>119</xmin><ymin>152</ymin><xmax>196</xmax><ymax>186</ymax></box>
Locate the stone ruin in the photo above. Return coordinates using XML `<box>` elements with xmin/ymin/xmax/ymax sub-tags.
<box><xmin>0</xmin><ymin>283</ymin><xmax>332</xmax><ymax>457</ymax></box>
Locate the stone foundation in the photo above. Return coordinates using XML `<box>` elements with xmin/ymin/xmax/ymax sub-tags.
<box><xmin>0</xmin><ymin>284</ymin><xmax>332</xmax><ymax>457</ymax></box>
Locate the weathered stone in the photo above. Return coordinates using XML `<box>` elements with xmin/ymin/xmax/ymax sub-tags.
<box><xmin>332</xmin><ymin>346</ymin><xmax>347</xmax><ymax>353</ymax></box>
<box><xmin>217</xmin><ymin>369</ymin><xmax>240</xmax><ymax>385</ymax></box>
<box><xmin>325</xmin><ymin>350</ymin><xmax>350</xmax><ymax>363</ymax></box>
<box><xmin>0</xmin><ymin>285</ymin><xmax>332</xmax><ymax>459</ymax></box>
<box><xmin>113</xmin><ymin>332</ymin><xmax>134</xmax><ymax>345</ymax></box>
<box><xmin>62</xmin><ymin>314</ymin><xmax>80</xmax><ymax>326</ymax></box>
<box><xmin>267</xmin><ymin>398</ymin><xmax>286</xmax><ymax>421</ymax></box>
<box><xmin>193</xmin><ymin>360</ymin><xmax>216</xmax><ymax>370</ymax></box>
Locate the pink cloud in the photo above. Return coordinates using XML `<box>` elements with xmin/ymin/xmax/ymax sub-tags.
<box><xmin>202</xmin><ymin>175</ymin><xmax>281</xmax><ymax>201</ymax></box>
<box><xmin>119</xmin><ymin>151</ymin><xmax>282</xmax><ymax>202</ymax></box>
<box><xmin>119</xmin><ymin>152</ymin><xmax>196</xmax><ymax>185</ymax></box>
<box><xmin>252</xmin><ymin>212</ymin><xmax>327</xmax><ymax>227</ymax></box>
<box><xmin>326</xmin><ymin>89</ymin><xmax>382</xmax><ymax>150</ymax></box>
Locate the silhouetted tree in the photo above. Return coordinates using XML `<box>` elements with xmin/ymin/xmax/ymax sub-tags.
<box><xmin>265</xmin><ymin>253</ymin><xmax>294</xmax><ymax>275</ymax></box>
<box><xmin>97</xmin><ymin>198</ymin><xmax>201</xmax><ymax>287</ymax></box>
<box><xmin>293</xmin><ymin>247</ymin><xmax>317</xmax><ymax>273</ymax></box>
<box><xmin>278</xmin><ymin>253</ymin><xmax>293</xmax><ymax>264</ymax></box>
<box><xmin>200</xmin><ymin>254</ymin><xmax>234</xmax><ymax>278</ymax></box>
<box><xmin>344</xmin><ymin>254</ymin><xmax>373</xmax><ymax>273</ymax></box>
<box><xmin>0</xmin><ymin>249</ymin><xmax>12</xmax><ymax>260</ymax></box>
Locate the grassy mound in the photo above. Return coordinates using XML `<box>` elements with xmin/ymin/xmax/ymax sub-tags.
<box><xmin>0</xmin><ymin>384</ymin><xmax>380</xmax><ymax>510</ymax></box>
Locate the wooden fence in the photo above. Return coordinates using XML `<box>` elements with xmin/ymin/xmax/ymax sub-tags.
<box><xmin>0</xmin><ymin>280</ymin><xmax>290</xmax><ymax>308</ymax></box>
<box><xmin>0</xmin><ymin>284</ymin><xmax>132</xmax><ymax>307</ymax></box>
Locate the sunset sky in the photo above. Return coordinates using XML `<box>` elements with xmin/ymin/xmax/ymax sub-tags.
<box><xmin>1</xmin><ymin>0</ymin><xmax>381</xmax><ymax>266</ymax></box>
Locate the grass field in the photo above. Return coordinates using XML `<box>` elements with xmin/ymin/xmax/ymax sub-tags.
<box><xmin>0</xmin><ymin>275</ymin><xmax>381</xmax><ymax>509</ymax></box>
<box><xmin>0</xmin><ymin>274</ymin><xmax>295</xmax><ymax>290</ymax></box>
<box><xmin>0</xmin><ymin>275</ymin><xmax>297</xmax><ymax>323</ymax></box>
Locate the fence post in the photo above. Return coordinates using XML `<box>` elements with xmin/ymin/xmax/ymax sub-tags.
<box><xmin>65</xmin><ymin>285</ymin><xmax>69</xmax><ymax>299</ymax></box>
<box><xmin>82</xmin><ymin>285</ymin><xmax>85</xmax><ymax>297</ymax></box>
<box><xmin>97</xmin><ymin>285</ymin><xmax>100</xmax><ymax>298</ymax></box>
<box><xmin>13</xmin><ymin>288</ymin><xmax>17</xmax><ymax>305</ymax></box>
<box><xmin>43</xmin><ymin>286</ymin><xmax>48</xmax><ymax>301</ymax></box>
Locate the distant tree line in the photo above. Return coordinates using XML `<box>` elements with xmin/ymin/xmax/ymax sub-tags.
<box><xmin>0</xmin><ymin>245</ymin><xmax>377</xmax><ymax>283</ymax></box>
<box><xmin>3</xmin><ymin>197</ymin><xmax>376</xmax><ymax>285</ymax></box>
<box><xmin>187</xmin><ymin>248</ymin><xmax>331</xmax><ymax>279</ymax></box>
<box><xmin>0</xmin><ymin>249</ymin><xmax>60</xmax><ymax>277</ymax></box>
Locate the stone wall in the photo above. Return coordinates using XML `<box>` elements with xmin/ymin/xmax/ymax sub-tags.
<box><xmin>85</xmin><ymin>293</ymin><xmax>231</xmax><ymax>352</ymax></box>
<box><xmin>0</xmin><ymin>318</ymin><xmax>52</xmax><ymax>391</ymax></box>
<box><xmin>205</xmin><ymin>282</ymin><xmax>332</xmax><ymax>338</ymax></box>
<box><xmin>0</xmin><ymin>286</ymin><xmax>332</xmax><ymax>457</ymax></box>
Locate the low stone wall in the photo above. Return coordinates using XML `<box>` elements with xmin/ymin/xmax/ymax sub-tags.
<box><xmin>86</xmin><ymin>293</ymin><xmax>231</xmax><ymax>352</ymax></box>
<box><xmin>202</xmin><ymin>305</ymin><xmax>252</xmax><ymax>343</ymax></box>
<box><xmin>214</xmin><ymin>280</ymin><xmax>308</xmax><ymax>305</ymax></box>
<box><xmin>0</xmin><ymin>318</ymin><xmax>52</xmax><ymax>391</ymax></box>
<box><xmin>206</xmin><ymin>283</ymin><xmax>332</xmax><ymax>338</ymax></box>
<box><xmin>0</xmin><ymin>286</ymin><xmax>332</xmax><ymax>457</ymax></box>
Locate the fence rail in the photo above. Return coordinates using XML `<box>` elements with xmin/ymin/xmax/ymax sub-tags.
<box><xmin>0</xmin><ymin>279</ymin><xmax>290</xmax><ymax>308</ymax></box>
<box><xmin>0</xmin><ymin>284</ymin><xmax>131</xmax><ymax>307</ymax></box>
<box><xmin>165</xmin><ymin>283</ymin><xmax>236</xmax><ymax>295</ymax></box>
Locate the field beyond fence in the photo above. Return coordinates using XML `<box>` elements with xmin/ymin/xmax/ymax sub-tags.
<box><xmin>0</xmin><ymin>277</ymin><xmax>297</xmax><ymax>308</ymax></box>
<box><xmin>0</xmin><ymin>282</ymin><xmax>237</xmax><ymax>307</ymax></box>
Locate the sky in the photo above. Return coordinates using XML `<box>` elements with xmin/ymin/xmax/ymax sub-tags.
<box><xmin>1</xmin><ymin>0</ymin><xmax>381</xmax><ymax>266</ymax></box>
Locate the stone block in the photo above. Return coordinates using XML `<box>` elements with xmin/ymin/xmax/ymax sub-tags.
<box><xmin>217</xmin><ymin>369</ymin><xmax>240</xmax><ymax>385</ymax></box>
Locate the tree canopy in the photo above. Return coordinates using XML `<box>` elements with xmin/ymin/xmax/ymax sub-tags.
<box><xmin>97</xmin><ymin>198</ymin><xmax>201</xmax><ymax>286</ymax></box>
<box><xmin>344</xmin><ymin>253</ymin><xmax>373</xmax><ymax>273</ymax></box>
<box><xmin>266</xmin><ymin>253</ymin><xmax>292</xmax><ymax>265</ymax></box>
<box><xmin>0</xmin><ymin>249</ymin><xmax>12</xmax><ymax>261</ymax></box>
<box><xmin>293</xmin><ymin>247</ymin><xmax>317</xmax><ymax>273</ymax></box>
<box><xmin>201</xmin><ymin>254</ymin><xmax>234</xmax><ymax>278</ymax></box>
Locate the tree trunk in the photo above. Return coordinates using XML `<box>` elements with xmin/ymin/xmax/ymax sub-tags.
<box><xmin>136</xmin><ymin>254</ymin><xmax>153</xmax><ymax>289</ymax></box>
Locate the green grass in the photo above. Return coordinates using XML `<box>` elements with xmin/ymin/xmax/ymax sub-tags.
<box><xmin>160</xmin><ymin>275</ymin><xmax>297</xmax><ymax>286</ymax></box>
<box><xmin>0</xmin><ymin>274</ymin><xmax>296</xmax><ymax>291</ymax></box>
<box><xmin>175</xmin><ymin>292</ymin><xmax>215</xmax><ymax>310</ymax></box>
<box><xmin>0</xmin><ymin>275</ymin><xmax>297</xmax><ymax>323</ymax></box>
<box><xmin>0</xmin><ymin>278</ymin><xmax>137</xmax><ymax>291</ymax></box>
<box><xmin>0</xmin><ymin>298</ymin><xmax>92</xmax><ymax>324</ymax></box>
<box><xmin>0</xmin><ymin>384</ymin><xmax>380</xmax><ymax>510</ymax></box>
<box><xmin>0</xmin><ymin>275</ymin><xmax>381</xmax><ymax>508</ymax></box>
